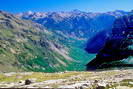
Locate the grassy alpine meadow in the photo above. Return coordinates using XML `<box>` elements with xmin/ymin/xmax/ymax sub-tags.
<box><xmin>0</xmin><ymin>70</ymin><xmax>133</xmax><ymax>88</ymax></box>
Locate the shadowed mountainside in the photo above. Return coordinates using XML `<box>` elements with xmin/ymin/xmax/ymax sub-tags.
<box><xmin>86</xmin><ymin>11</ymin><xmax>133</xmax><ymax>70</ymax></box>
<box><xmin>85</xmin><ymin>29</ymin><xmax>111</xmax><ymax>53</ymax></box>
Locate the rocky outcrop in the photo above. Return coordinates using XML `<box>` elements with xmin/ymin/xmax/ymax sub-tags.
<box><xmin>86</xmin><ymin>11</ymin><xmax>133</xmax><ymax>70</ymax></box>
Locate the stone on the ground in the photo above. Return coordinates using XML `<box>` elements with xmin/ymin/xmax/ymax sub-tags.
<box><xmin>25</xmin><ymin>79</ymin><xmax>32</xmax><ymax>85</ymax></box>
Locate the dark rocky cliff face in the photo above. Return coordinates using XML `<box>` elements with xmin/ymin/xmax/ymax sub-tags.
<box><xmin>85</xmin><ymin>29</ymin><xmax>111</xmax><ymax>53</ymax></box>
<box><xmin>86</xmin><ymin>12</ymin><xmax>133</xmax><ymax>70</ymax></box>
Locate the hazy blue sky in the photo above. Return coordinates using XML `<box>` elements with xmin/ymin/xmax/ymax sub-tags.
<box><xmin>0</xmin><ymin>0</ymin><xmax>133</xmax><ymax>13</ymax></box>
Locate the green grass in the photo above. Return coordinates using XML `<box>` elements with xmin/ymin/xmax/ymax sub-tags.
<box><xmin>0</xmin><ymin>29</ymin><xmax>14</xmax><ymax>38</ymax></box>
<box><xmin>0</xmin><ymin>72</ymin><xmax>85</xmax><ymax>82</ymax></box>
<box><xmin>120</xmin><ymin>79</ymin><xmax>133</xmax><ymax>87</ymax></box>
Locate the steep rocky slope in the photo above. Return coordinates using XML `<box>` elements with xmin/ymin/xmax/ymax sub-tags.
<box><xmin>85</xmin><ymin>29</ymin><xmax>112</xmax><ymax>53</ymax></box>
<box><xmin>0</xmin><ymin>11</ymin><xmax>77</xmax><ymax>72</ymax></box>
<box><xmin>86</xmin><ymin>11</ymin><xmax>133</xmax><ymax>70</ymax></box>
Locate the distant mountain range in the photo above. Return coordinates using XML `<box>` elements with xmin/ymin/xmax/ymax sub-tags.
<box><xmin>0</xmin><ymin>10</ymin><xmax>131</xmax><ymax>72</ymax></box>
<box><xmin>17</xmin><ymin>10</ymin><xmax>128</xmax><ymax>39</ymax></box>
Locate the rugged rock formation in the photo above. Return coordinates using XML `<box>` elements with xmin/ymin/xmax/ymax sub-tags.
<box><xmin>86</xmin><ymin>11</ymin><xmax>133</xmax><ymax>70</ymax></box>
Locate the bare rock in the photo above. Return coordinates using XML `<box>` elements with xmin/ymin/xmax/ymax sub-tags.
<box><xmin>25</xmin><ymin>79</ymin><xmax>32</xmax><ymax>85</ymax></box>
<box><xmin>95</xmin><ymin>86</ymin><xmax>105</xmax><ymax>89</ymax></box>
